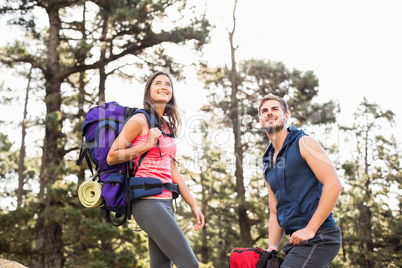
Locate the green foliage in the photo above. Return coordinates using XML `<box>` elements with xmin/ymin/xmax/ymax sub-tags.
<box><xmin>0</xmin><ymin>204</ymin><xmax>40</xmax><ymax>267</ymax></box>
<box><xmin>0</xmin><ymin>133</ymin><xmax>16</xmax><ymax>178</ymax></box>
<box><xmin>200</xmin><ymin>59</ymin><xmax>336</xmax><ymax>134</ymax></box>
<box><xmin>0</xmin><ymin>133</ymin><xmax>18</xmax><ymax>182</ymax></box>
<box><xmin>0</xmin><ymin>132</ymin><xmax>12</xmax><ymax>156</ymax></box>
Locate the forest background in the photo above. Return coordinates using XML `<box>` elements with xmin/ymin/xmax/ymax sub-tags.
<box><xmin>0</xmin><ymin>0</ymin><xmax>401</xmax><ymax>267</ymax></box>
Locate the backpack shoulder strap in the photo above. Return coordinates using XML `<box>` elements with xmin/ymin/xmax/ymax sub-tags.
<box><xmin>133</xmin><ymin>150</ymin><xmax>150</xmax><ymax>176</ymax></box>
<box><xmin>132</xmin><ymin>109</ymin><xmax>158</xmax><ymax>129</ymax></box>
<box><xmin>132</xmin><ymin>109</ymin><xmax>163</xmax><ymax>158</ymax></box>
<box><xmin>76</xmin><ymin>140</ymin><xmax>94</xmax><ymax>175</ymax></box>
<box><xmin>124</xmin><ymin>109</ymin><xmax>157</xmax><ymax>224</ymax></box>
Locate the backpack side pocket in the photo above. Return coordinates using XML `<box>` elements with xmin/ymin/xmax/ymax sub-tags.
<box><xmin>101</xmin><ymin>172</ymin><xmax>127</xmax><ymax>215</ymax></box>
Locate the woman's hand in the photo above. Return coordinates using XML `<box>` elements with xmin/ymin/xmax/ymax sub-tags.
<box><xmin>191</xmin><ymin>205</ymin><xmax>204</xmax><ymax>231</ymax></box>
<box><xmin>147</xmin><ymin>127</ymin><xmax>162</xmax><ymax>149</ymax></box>
<box><xmin>170</xmin><ymin>161</ymin><xmax>204</xmax><ymax>231</ymax></box>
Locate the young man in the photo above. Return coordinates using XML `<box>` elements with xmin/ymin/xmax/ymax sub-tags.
<box><xmin>258</xmin><ymin>94</ymin><xmax>343</xmax><ymax>267</ymax></box>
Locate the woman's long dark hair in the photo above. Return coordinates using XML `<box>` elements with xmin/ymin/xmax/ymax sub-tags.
<box><xmin>143</xmin><ymin>71</ymin><xmax>181</xmax><ymax>136</ymax></box>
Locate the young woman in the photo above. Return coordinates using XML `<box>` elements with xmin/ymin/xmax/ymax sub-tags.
<box><xmin>107</xmin><ymin>71</ymin><xmax>204</xmax><ymax>268</ymax></box>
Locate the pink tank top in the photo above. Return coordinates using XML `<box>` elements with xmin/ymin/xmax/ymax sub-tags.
<box><xmin>131</xmin><ymin>128</ymin><xmax>176</xmax><ymax>198</ymax></box>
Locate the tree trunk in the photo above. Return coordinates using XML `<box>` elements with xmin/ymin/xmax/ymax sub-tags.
<box><xmin>39</xmin><ymin>6</ymin><xmax>65</xmax><ymax>268</ymax></box>
<box><xmin>200</xmin><ymin>173</ymin><xmax>208</xmax><ymax>263</ymax></box>
<box><xmin>98</xmin><ymin>15</ymin><xmax>109</xmax><ymax>104</ymax></box>
<box><xmin>43</xmin><ymin>221</ymin><xmax>64</xmax><ymax>268</ymax></box>
<box><xmin>228</xmin><ymin>0</ymin><xmax>252</xmax><ymax>247</ymax></box>
<box><xmin>77</xmin><ymin>3</ymin><xmax>87</xmax><ymax>184</ymax></box>
<box><xmin>361</xmin><ymin>124</ymin><xmax>374</xmax><ymax>268</ymax></box>
<box><xmin>17</xmin><ymin>66</ymin><xmax>33</xmax><ymax>207</ymax></box>
<box><xmin>99</xmin><ymin>65</ymin><xmax>106</xmax><ymax>104</ymax></box>
<box><xmin>218</xmin><ymin>213</ymin><xmax>228</xmax><ymax>268</ymax></box>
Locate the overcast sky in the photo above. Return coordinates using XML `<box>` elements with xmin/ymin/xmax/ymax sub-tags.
<box><xmin>1</xmin><ymin>0</ymin><xmax>401</xmax><ymax>149</ymax></box>
<box><xmin>110</xmin><ymin>0</ymin><xmax>402</xmax><ymax>155</ymax></box>
<box><xmin>112</xmin><ymin>0</ymin><xmax>402</xmax><ymax>134</ymax></box>
<box><xmin>204</xmin><ymin>0</ymin><xmax>402</xmax><ymax>128</ymax></box>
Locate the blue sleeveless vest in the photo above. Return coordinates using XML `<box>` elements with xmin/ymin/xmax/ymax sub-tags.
<box><xmin>262</xmin><ymin>126</ymin><xmax>336</xmax><ymax>235</ymax></box>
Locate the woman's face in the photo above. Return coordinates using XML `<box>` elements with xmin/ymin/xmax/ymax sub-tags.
<box><xmin>149</xmin><ymin>74</ymin><xmax>173</xmax><ymax>104</ymax></box>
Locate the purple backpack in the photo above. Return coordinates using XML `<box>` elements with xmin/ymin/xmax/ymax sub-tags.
<box><xmin>77</xmin><ymin>101</ymin><xmax>158</xmax><ymax>226</ymax></box>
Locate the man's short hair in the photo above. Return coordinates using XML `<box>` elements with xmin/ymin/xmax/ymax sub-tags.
<box><xmin>258</xmin><ymin>94</ymin><xmax>288</xmax><ymax>114</ymax></box>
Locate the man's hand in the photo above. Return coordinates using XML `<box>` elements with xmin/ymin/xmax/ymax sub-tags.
<box><xmin>267</xmin><ymin>247</ymin><xmax>279</xmax><ymax>252</ymax></box>
<box><xmin>289</xmin><ymin>226</ymin><xmax>316</xmax><ymax>245</ymax></box>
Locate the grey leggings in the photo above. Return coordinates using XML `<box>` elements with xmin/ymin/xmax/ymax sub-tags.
<box><xmin>131</xmin><ymin>199</ymin><xmax>199</xmax><ymax>268</ymax></box>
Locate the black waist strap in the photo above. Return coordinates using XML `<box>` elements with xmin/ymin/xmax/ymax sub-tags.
<box><xmin>130</xmin><ymin>182</ymin><xmax>180</xmax><ymax>197</ymax></box>
<box><xmin>162</xmin><ymin>183</ymin><xmax>180</xmax><ymax>198</ymax></box>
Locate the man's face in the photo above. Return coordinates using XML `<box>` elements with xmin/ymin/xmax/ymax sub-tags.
<box><xmin>259</xmin><ymin>100</ymin><xmax>289</xmax><ymax>134</ymax></box>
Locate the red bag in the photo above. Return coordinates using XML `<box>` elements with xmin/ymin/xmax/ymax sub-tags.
<box><xmin>229</xmin><ymin>247</ymin><xmax>269</xmax><ymax>268</ymax></box>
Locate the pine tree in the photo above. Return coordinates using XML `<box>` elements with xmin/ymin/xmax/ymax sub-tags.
<box><xmin>339</xmin><ymin>98</ymin><xmax>401</xmax><ymax>267</ymax></box>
